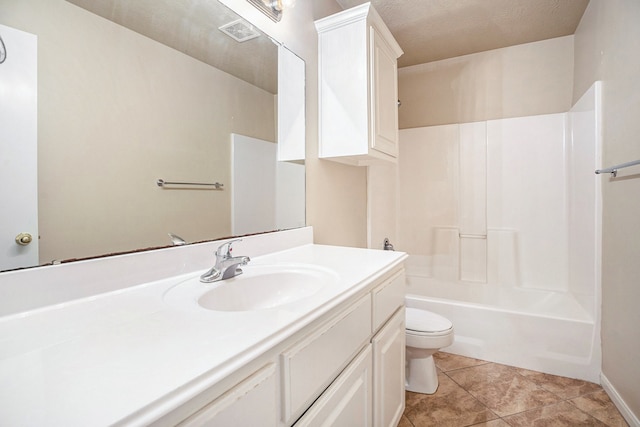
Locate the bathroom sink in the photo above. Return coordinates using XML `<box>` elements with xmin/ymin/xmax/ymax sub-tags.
<box><xmin>163</xmin><ymin>264</ymin><xmax>339</xmax><ymax>312</ymax></box>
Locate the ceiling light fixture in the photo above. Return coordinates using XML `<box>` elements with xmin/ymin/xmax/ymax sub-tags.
<box><xmin>246</xmin><ymin>0</ymin><xmax>296</xmax><ymax>22</ymax></box>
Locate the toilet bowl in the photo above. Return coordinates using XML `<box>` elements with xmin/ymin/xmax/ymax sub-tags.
<box><xmin>405</xmin><ymin>307</ymin><xmax>454</xmax><ymax>394</ymax></box>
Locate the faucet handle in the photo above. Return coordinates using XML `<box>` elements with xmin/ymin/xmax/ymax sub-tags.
<box><xmin>216</xmin><ymin>238</ymin><xmax>243</xmax><ymax>257</ymax></box>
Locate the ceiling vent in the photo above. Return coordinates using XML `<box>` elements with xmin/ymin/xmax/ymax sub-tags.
<box><xmin>218</xmin><ymin>19</ymin><xmax>260</xmax><ymax>42</ymax></box>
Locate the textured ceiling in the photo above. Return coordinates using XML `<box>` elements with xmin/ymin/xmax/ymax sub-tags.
<box><xmin>66</xmin><ymin>0</ymin><xmax>589</xmax><ymax>88</ymax></box>
<box><xmin>336</xmin><ymin>0</ymin><xmax>590</xmax><ymax>67</ymax></box>
<box><xmin>66</xmin><ymin>0</ymin><xmax>278</xmax><ymax>93</ymax></box>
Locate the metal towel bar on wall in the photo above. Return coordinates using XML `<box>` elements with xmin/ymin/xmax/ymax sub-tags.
<box><xmin>595</xmin><ymin>159</ymin><xmax>640</xmax><ymax>178</ymax></box>
<box><xmin>156</xmin><ymin>179</ymin><xmax>224</xmax><ymax>190</ymax></box>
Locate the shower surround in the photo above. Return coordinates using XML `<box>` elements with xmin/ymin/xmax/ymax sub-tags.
<box><xmin>399</xmin><ymin>82</ymin><xmax>602</xmax><ymax>382</ymax></box>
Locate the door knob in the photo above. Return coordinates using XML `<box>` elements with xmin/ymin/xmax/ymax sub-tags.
<box><xmin>15</xmin><ymin>233</ymin><xmax>33</xmax><ymax>246</ymax></box>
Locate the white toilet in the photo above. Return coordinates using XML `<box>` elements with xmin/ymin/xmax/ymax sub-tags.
<box><xmin>405</xmin><ymin>307</ymin><xmax>454</xmax><ymax>394</ymax></box>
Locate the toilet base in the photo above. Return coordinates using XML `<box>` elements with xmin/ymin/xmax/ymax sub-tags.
<box><xmin>405</xmin><ymin>353</ymin><xmax>438</xmax><ymax>394</ymax></box>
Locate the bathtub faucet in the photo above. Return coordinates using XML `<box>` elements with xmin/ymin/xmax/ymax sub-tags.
<box><xmin>200</xmin><ymin>239</ymin><xmax>250</xmax><ymax>283</ymax></box>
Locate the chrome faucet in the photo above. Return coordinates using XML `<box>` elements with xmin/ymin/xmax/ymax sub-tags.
<box><xmin>200</xmin><ymin>239</ymin><xmax>250</xmax><ymax>283</ymax></box>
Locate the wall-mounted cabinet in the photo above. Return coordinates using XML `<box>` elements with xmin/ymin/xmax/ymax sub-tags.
<box><xmin>316</xmin><ymin>3</ymin><xmax>403</xmax><ymax>166</ymax></box>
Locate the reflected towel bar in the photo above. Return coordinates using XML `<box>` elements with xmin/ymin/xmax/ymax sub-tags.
<box><xmin>595</xmin><ymin>159</ymin><xmax>640</xmax><ymax>177</ymax></box>
<box><xmin>157</xmin><ymin>179</ymin><xmax>224</xmax><ymax>189</ymax></box>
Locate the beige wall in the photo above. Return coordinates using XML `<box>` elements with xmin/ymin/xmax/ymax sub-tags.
<box><xmin>221</xmin><ymin>0</ymin><xmax>368</xmax><ymax>248</ymax></box>
<box><xmin>398</xmin><ymin>36</ymin><xmax>575</xmax><ymax>128</ymax></box>
<box><xmin>367</xmin><ymin>163</ymin><xmax>397</xmax><ymax>250</ymax></box>
<box><xmin>574</xmin><ymin>0</ymin><xmax>640</xmax><ymax>418</ymax></box>
<box><xmin>1</xmin><ymin>0</ymin><xmax>276</xmax><ymax>263</ymax></box>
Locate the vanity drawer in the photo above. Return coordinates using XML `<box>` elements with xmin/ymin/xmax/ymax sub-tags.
<box><xmin>294</xmin><ymin>344</ymin><xmax>372</xmax><ymax>427</ymax></box>
<box><xmin>281</xmin><ymin>294</ymin><xmax>372</xmax><ymax>424</ymax></box>
<box><xmin>372</xmin><ymin>270</ymin><xmax>405</xmax><ymax>332</ymax></box>
<box><xmin>178</xmin><ymin>363</ymin><xmax>277</xmax><ymax>427</ymax></box>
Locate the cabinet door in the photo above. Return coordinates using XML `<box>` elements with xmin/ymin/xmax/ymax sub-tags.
<box><xmin>281</xmin><ymin>295</ymin><xmax>372</xmax><ymax>424</ymax></box>
<box><xmin>295</xmin><ymin>345</ymin><xmax>372</xmax><ymax>427</ymax></box>
<box><xmin>178</xmin><ymin>364</ymin><xmax>277</xmax><ymax>427</ymax></box>
<box><xmin>372</xmin><ymin>307</ymin><xmax>405</xmax><ymax>427</ymax></box>
<box><xmin>370</xmin><ymin>26</ymin><xmax>399</xmax><ymax>158</ymax></box>
<box><xmin>278</xmin><ymin>45</ymin><xmax>305</xmax><ymax>161</ymax></box>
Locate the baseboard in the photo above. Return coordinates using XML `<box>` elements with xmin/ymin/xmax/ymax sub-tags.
<box><xmin>601</xmin><ymin>373</ymin><xmax>640</xmax><ymax>427</ymax></box>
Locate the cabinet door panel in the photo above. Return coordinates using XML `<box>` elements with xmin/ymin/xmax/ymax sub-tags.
<box><xmin>371</xmin><ymin>26</ymin><xmax>399</xmax><ymax>157</ymax></box>
<box><xmin>295</xmin><ymin>345</ymin><xmax>372</xmax><ymax>427</ymax></box>
<box><xmin>317</xmin><ymin>19</ymin><xmax>369</xmax><ymax>159</ymax></box>
<box><xmin>278</xmin><ymin>45</ymin><xmax>306</xmax><ymax>161</ymax></box>
<box><xmin>373</xmin><ymin>307</ymin><xmax>406</xmax><ymax>427</ymax></box>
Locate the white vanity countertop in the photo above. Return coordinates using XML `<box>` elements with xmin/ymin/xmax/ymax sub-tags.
<box><xmin>0</xmin><ymin>243</ymin><xmax>406</xmax><ymax>426</ymax></box>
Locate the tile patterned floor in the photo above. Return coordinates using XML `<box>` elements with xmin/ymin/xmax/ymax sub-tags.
<box><xmin>400</xmin><ymin>352</ymin><xmax>629</xmax><ymax>427</ymax></box>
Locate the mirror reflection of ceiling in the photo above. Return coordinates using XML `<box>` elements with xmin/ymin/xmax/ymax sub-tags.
<box><xmin>336</xmin><ymin>0</ymin><xmax>590</xmax><ymax>67</ymax></box>
<box><xmin>66</xmin><ymin>0</ymin><xmax>278</xmax><ymax>93</ymax></box>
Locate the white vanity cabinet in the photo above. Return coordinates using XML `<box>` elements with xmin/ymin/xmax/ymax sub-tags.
<box><xmin>0</xmin><ymin>230</ymin><xmax>409</xmax><ymax>426</ymax></box>
<box><xmin>294</xmin><ymin>270</ymin><xmax>406</xmax><ymax>427</ymax></box>
<box><xmin>162</xmin><ymin>266</ymin><xmax>406</xmax><ymax>427</ymax></box>
<box><xmin>316</xmin><ymin>3</ymin><xmax>403</xmax><ymax>166</ymax></box>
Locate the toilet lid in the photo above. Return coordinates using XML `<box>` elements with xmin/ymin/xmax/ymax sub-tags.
<box><xmin>406</xmin><ymin>308</ymin><xmax>453</xmax><ymax>333</ymax></box>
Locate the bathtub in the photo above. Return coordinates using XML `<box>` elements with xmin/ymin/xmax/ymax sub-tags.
<box><xmin>406</xmin><ymin>274</ymin><xmax>601</xmax><ymax>383</ymax></box>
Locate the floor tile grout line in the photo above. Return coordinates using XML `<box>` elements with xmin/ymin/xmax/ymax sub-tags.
<box><xmin>434</xmin><ymin>360</ymin><xmax>492</xmax><ymax>373</ymax></box>
<box><xmin>414</xmin><ymin>354</ymin><xmax>627</xmax><ymax>427</ymax></box>
<box><xmin>439</xmin><ymin>369</ymin><xmax>501</xmax><ymax>422</ymax></box>
<box><xmin>530</xmin><ymin>379</ymin><xmax>605</xmax><ymax>401</ymax></box>
<box><xmin>565</xmin><ymin>395</ymin><xmax>629</xmax><ymax>427</ymax></box>
<box><xmin>403</xmin><ymin>389</ymin><xmax>620</xmax><ymax>427</ymax></box>
<box><xmin>440</xmin><ymin>366</ymin><xmax>601</xmax><ymax>421</ymax></box>
<box><xmin>485</xmin><ymin>395</ymin><xmax>619</xmax><ymax>426</ymax></box>
<box><xmin>404</xmin><ymin>378</ymin><xmax>501</xmax><ymax>426</ymax></box>
<box><xmin>505</xmin><ymin>373</ymin><xmax>624</xmax><ymax>423</ymax></box>
<box><xmin>444</xmin><ymin>363</ymin><xmax>590</xmax><ymax>401</ymax></box>
<box><xmin>521</xmin><ymin>403</ymin><xmax>614</xmax><ymax>426</ymax></box>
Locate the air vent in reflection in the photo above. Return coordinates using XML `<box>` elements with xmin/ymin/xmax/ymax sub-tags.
<box><xmin>218</xmin><ymin>19</ymin><xmax>260</xmax><ymax>42</ymax></box>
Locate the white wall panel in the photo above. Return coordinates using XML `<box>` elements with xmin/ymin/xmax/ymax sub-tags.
<box><xmin>397</xmin><ymin>125</ymin><xmax>459</xmax><ymax>261</ymax></box>
<box><xmin>459</xmin><ymin>121</ymin><xmax>487</xmax><ymax>236</ymax></box>
<box><xmin>567</xmin><ymin>82</ymin><xmax>601</xmax><ymax>299</ymax></box>
<box><xmin>486</xmin><ymin>113</ymin><xmax>568</xmax><ymax>290</ymax></box>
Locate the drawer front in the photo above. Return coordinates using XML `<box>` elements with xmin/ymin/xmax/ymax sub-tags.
<box><xmin>178</xmin><ymin>363</ymin><xmax>277</xmax><ymax>427</ymax></box>
<box><xmin>281</xmin><ymin>294</ymin><xmax>372</xmax><ymax>424</ymax></box>
<box><xmin>372</xmin><ymin>270</ymin><xmax>405</xmax><ymax>332</ymax></box>
<box><xmin>295</xmin><ymin>345</ymin><xmax>372</xmax><ymax>427</ymax></box>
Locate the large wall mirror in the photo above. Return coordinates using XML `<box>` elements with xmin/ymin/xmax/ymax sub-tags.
<box><xmin>0</xmin><ymin>0</ymin><xmax>305</xmax><ymax>272</ymax></box>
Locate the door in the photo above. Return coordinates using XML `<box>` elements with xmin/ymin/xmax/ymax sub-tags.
<box><xmin>0</xmin><ymin>24</ymin><xmax>38</xmax><ymax>270</ymax></box>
